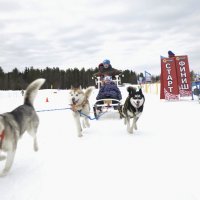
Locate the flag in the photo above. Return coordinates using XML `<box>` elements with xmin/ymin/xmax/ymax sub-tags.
<box><xmin>175</xmin><ymin>55</ymin><xmax>192</xmax><ymax>97</ymax></box>
<box><xmin>144</xmin><ymin>71</ymin><xmax>152</xmax><ymax>82</ymax></box>
<box><xmin>160</xmin><ymin>55</ymin><xmax>167</xmax><ymax>59</ymax></box>
<box><xmin>160</xmin><ymin>57</ymin><xmax>179</xmax><ymax>100</ymax></box>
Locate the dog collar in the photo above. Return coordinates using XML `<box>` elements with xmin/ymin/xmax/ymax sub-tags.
<box><xmin>0</xmin><ymin>130</ymin><xmax>5</xmax><ymax>141</ymax></box>
<box><xmin>70</xmin><ymin>99</ymin><xmax>89</xmax><ymax>112</ymax></box>
<box><xmin>70</xmin><ymin>104</ymin><xmax>78</xmax><ymax>112</ymax></box>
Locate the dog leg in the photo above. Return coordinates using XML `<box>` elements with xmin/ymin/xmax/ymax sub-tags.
<box><xmin>0</xmin><ymin>150</ymin><xmax>6</xmax><ymax>161</ymax></box>
<box><xmin>73</xmin><ymin>113</ymin><xmax>83</xmax><ymax>137</ymax></box>
<box><xmin>129</xmin><ymin>118</ymin><xmax>136</xmax><ymax>134</ymax></box>
<box><xmin>31</xmin><ymin>134</ymin><xmax>39</xmax><ymax>152</ymax></box>
<box><xmin>126</xmin><ymin>117</ymin><xmax>132</xmax><ymax>133</ymax></box>
<box><xmin>133</xmin><ymin>119</ymin><xmax>137</xmax><ymax>130</ymax></box>
<box><xmin>124</xmin><ymin>118</ymin><xmax>127</xmax><ymax>125</ymax></box>
<box><xmin>133</xmin><ymin>121</ymin><xmax>137</xmax><ymax>130</ymax></box>
<box><xmin>0</xmin><ymin>155</ymin><xmax>6</xmax><ymax>161</ymax></box>
<box><xmin>82</xmin><ymin>118</ymin><xmax>86</xmax><ymax>129</ymax></box>
<box><xmin>28</xmin><ymin>128</ymin><xmax>39</xmax><ymax>152</ymax></box>
<box><xmin>84</xmin><ymin>117</ymin><xmax>90</xmax><ymax>128</ymax></box>
<box><xmin>133</xmin><ymin>117</ymin><xmax>138</xmax><ymax>130</ymax></box>
<box><xmin>0</xmin><ymin>150</ymin><xmax>16</xmax><ymax>177</ymax></box>
<box><xmin>33</xmin><ymin>136</ymin><xmax>39</xmax><ymax>152</ymax></box>
<box><xmin>82</xmin><ymin>117</ymin><xmax>90</xmax><ymax>129</ymax></box>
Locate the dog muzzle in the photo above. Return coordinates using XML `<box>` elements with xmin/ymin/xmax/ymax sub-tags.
<box><xmin>136</xmin><ymin>101</ymin><xmax>140</xmax><ymax>107</ymax></box>
<box><xmin>72</xmin><ymin>98</ymin><xmax>78</xmax><ymax>105</ymax></box>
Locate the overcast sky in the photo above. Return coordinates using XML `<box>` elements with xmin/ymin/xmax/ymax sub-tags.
<box><xmin>0</xmin><ymin>0</ymin><xmax>200</xmax><ymax>75</ymax></box>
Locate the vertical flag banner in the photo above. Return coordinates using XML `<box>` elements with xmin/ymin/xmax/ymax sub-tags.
<box><xmin>145</xmin><ymin>71</ymin><xmax>152</xmax><ymax>82</ymax></box>
<box><xmin>160</xmin><ymin>58</ymin><xmax>179</xmax><ymax>100</ymax></box>
<box><xmin>175</xmin><ymin>55</ymin><xmax>192</xmax><ymax>97</ymax></box>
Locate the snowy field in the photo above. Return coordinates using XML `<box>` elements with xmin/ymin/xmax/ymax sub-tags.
<box><xmin>0</xmin><ymin>85</ymin><xmax>200</xmax><ymax>200</ymax></box>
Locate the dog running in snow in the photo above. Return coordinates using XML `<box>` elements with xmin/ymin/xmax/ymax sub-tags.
<box><xmin>119</xmin><ymin>86</ymin><xmax>145</xmax><ymax>134</ymax></box>
<box><xmin>0</xmin><ymin>78</ymin><xmax>45</xmax><ymax>176</ymax></box>
<box><xmin>69</xmin><ymin>86</ymin><xmax>94</xmax><ymax>137</ymax></box>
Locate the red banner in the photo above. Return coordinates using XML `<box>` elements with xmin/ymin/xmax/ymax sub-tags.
<box><xmin>160</xmin><ymin>58</ymin><xmax>179</xmax><ymax>100</ymax></box>
<box><xmin>175</xmin><ymin>56</ymin><xmax>192</xmax><ymax>97</ymax></box>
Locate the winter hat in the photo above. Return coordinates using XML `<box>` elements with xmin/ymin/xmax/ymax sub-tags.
<box><xmin>168</xmin><ymin>50</ymin><xmax>175</xmax><ymax>57</ymax></box>
<box><xmin>103</xmin><ymin>59</ymin><xmax>110</xmax><ymax>65</ymax></box>
<box><xmin>104</xmin><ymin>76</ymin><xmax>112</xmax><ymax>82</ymax></box>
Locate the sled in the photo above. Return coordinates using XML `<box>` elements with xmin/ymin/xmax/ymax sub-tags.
<box><xmin>92</xmin><ymin>74</ymin><xmax>123</xmax><ymax>119</ymax></box>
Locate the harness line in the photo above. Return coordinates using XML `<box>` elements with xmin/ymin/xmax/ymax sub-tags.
<box><xmin>36</xmin><ymin>107</ymin><xmax>108</xmax><ymax>120</ymax></box>
<box><xmin>36</xmin><ymin>107</ymin><xmax>71</xmax><ymax>112</ymax></box>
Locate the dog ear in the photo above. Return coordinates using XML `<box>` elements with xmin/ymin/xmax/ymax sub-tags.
<box><xmin>138</xmin><ymin>88</ymin><xmax>143</xmax><ymax>94</ymax></box>
<box><xmin>79</xmin><ymin>85</ymin><xmax>82</xmax><ymax>90</ymax></box>
<box><xmin>71</xmin><ymin>85</ymin><xmax>74</xmax><ymax>90</ymax></box>
<box><xmin>127</xmin><ymin>86</ymin><xmax>136</xmax><ymax>95</ymax></box>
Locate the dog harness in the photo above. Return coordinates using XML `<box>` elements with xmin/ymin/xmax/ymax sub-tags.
<box><xmin>70</xmin><ymin>99</ymin><xmax>89</xmax><ymax>112</ymax></box>
<box><xmin>0</xmin><ymin>130</ymin><xmax>5</xmax><ymax>149</ymax></box>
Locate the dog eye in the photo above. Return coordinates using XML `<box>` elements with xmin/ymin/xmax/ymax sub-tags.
<box><xmin>76</xmin><ymin>94</ymin><xmax>78</xmax><ymax>96</ymax></box>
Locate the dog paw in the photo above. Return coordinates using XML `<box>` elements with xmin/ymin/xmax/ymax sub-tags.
<box><xmin>33</xmin><ymin>143</ymin><xmax>39</xmax><ymax>152</ymax></box>
<box><xmin>78</xmin><ymin>134</ymin><xmax>83</xmax><ymax>137</ymax></box>
<box><xmin>34</xmin><ymin>146</ymin><xmax>39</xmax><ymax>152</ymax></box>
<box><xmin>0</xmin><ymin>155</ymin><xmax>6</xmax><ymax>161</ymax></box>
<box><xmin>128</xmin><ymin>131</ymin><xmax>133</xmax><ymax>134</ymax></box>
<box><xmin>127</xmin><ymin>128</ymin><xmax>134</xmax><ymax>134</ymax></box>
<box><xmin>133</xmin><ymin>122</ymin><xmax>137</xmax><ymax>130</ymax></box>
<box><xmin>82</xmin><ymin>124</ymin><xmax>86</xmax><ymax>129</ymax></box>
<box><xmin>134</xmin><ymin>125</ymin><xmax>138</xmax><ymax>130</ymax></box>
<box><xmin>0</xmin><ymin>170</ymin><xmax>9</xmax><ymax>177</ymax></box>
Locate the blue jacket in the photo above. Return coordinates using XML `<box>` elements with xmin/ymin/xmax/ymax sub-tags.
<box><xmin>96</xmin><ymin>82</ymin><xmax>122</xmax><ymax>100</ymax></box>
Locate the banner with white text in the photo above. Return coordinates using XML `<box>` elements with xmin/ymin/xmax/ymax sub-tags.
<box><xmin>175</xmin><ymin>56</ymin><xmax>192</xmax><ymax>97</ymax></box>
<box><xmin>160</xmin><ymin>58</ymin><xmax>179</xmax><ymax>100</ymax></box>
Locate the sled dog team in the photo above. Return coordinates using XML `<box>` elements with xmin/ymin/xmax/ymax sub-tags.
<box><xmin>0</xmin><ymin>78</ymin><xmax>145</xmax><ymax>176</ymax></box>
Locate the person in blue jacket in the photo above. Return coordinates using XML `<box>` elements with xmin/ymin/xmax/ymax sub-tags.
<box><xmin>96</xmin><ymin>76</ymin><xmax>122</xmax><ymax>100</ymax></box>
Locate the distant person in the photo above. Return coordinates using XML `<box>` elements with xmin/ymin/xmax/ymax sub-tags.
<box><xmin>168</xmin><ymin>50</ymin><xmax>175</xmax><ymax>58</ymax></box>
<box><xmin>93</xmin><ymin>59</ymin><xmax>122</xmax><ymax>80</ymax></box>
<box><xmin>21</xmin><ymin>89</ymin><xmax>24</xmax><ymax>96</ymax></box>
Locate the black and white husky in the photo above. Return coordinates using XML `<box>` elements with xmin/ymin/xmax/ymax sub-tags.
<box><xmin>119</xmin><ymin>86</ymin><xmax>145</xmax><ymax>134</ymax></box>
<box><xmin>0</xmin><ymin>78</ymin><xmax>45</xmax><ymax>176</ymax></box>
<box><xmin>69</xmin><ymin>86</ymin><xmax>94</xmax><ymax>137</ymax></box>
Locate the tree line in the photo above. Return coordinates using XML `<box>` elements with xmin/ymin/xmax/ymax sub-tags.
<box><xmin>0</xmin><ymin>66</ymin><xmax>160</xmax><ymax>90</ymax></box>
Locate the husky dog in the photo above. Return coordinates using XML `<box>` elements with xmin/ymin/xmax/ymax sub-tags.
<box><xmin>69</xmin><ymin>86</ymin><xmax>94</xmax><ymax>137</ymax></box>
<box><xmin>119</xmin><ymin>86</ymin><xmax>145</xmax><ymax>134</ymax></box>
<box><xmin>0</xmin><ymin>78</ymin><xmax>45</xmax><ymax>176</ymax></box>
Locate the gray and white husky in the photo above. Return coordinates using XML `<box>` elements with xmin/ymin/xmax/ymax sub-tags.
<box><xmin>119</xmin><ymin>86</ymin><xmax>145</xmax><ymax>134</ymax></box>
<box><xmin>69</xmin><ymin>86</ymin><xmax>94</xmax><ymax>137</ymax></box>
<box><xmin>0</xmin><ymin>78</ymin><xmax>45</xmax><ymax>176</ymax></box>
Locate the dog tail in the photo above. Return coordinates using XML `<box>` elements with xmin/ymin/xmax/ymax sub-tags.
<box><xmin>24</xmin><ymin>78</ymin><xmax>46</xmax><ymax>106</ymax></box>
<box><xmin>84</xmin><ymin>86</ymin><xmax>95</xmax><ymax>99</ymax></box>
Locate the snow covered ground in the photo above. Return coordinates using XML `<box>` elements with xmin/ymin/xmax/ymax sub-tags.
<box><xmin>0</xmin><ymin>85</ymin><xmax>200</xmax><ymax>200</ymax></box>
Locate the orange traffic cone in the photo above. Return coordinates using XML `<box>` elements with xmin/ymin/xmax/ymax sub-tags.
<box><xmin>45</xmin><ymin>97</ymin><xmax>49</xmax><ymax>102</ymax></box>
